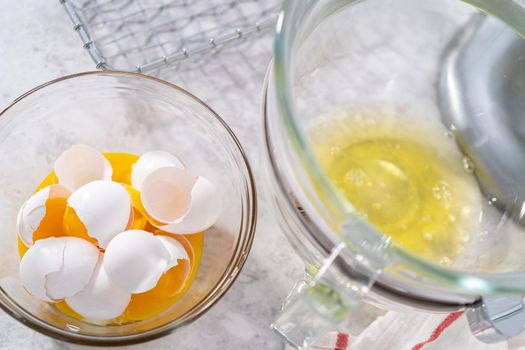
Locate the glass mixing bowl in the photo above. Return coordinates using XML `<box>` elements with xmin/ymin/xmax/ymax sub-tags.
<box><xmin>264</xmin><ymin>0</ymin><xmax>525</xmax><ymax>347</ymax></box>
<box><xmin>0</xmin><ymin>71</ymin><xmax>257</xmax><ymax>345</ymax></box>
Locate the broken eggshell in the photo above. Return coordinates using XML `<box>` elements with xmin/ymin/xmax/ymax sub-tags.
<box><xmin>19</xmin><ymin>237</ymin><xmax>99</xmax><ymax>302</ymax></box>
<box><xmin>131</xmin><ymin>150</ymin><xmax>185</xmax><ymax>190</ymax></box>
<box><xmin>46</xmin><ymin>237</ymin><xmax>100</xmax><ymax>300</ymax></box>
<box><xmin>157</xmin><ymin>235</ymin><xmax>190</xmax><ymax>270</ymax></box>
<box><xmin>140</xmin><ymin>167</ymin><xmax>196</xmax><ymax>224</ymax></box>
<box><xmin>17</xmin><ymin>184</ymin><xmax>71</xmax><ymax>246</ymax></box>
<box><xmin>103</xmin><ymin>230</ymin><xmax>189</xmax><ymax>294</ymax></box>
<box><xmin>66</xmin><ymin>180</ymin><xmax>132</xmax><ymax>248</ymax></box>
<box><xmin>54</xmin><ymin>144</ymin><xmax>113</xmax><ymax>192</ymax></box>
<box><xmin>158</xmin><ymin>176</ymin><xmax>221</xmax><ymax>234</ymax></box>
<box><xmin>140</xmin><ymin>168</ymin><xmax>221</xmax><ymax>234</ymax></box>
<box><xmin>66</xmin><ymin>254</ymin><xmax>131</xmax><ymax>321</ymax></box>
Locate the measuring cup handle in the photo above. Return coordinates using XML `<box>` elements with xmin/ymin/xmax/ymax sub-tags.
<box><xmin>272</xmin><ymin>243</ymin><xmax>379</xmax><ymax>349</ymax></box>
<box><xmin>271</xmin><ymin>279</ymin><xmax>356</xmax><ymax>349</ymax></box>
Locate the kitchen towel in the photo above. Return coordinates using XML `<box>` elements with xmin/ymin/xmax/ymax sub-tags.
<box><xmin>304</xmin><ymin>310</ymin><xmax>513</xmax><ymax>350</ymax></box>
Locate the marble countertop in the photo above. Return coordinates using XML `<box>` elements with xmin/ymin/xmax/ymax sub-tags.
<box><xmin>0</xmin><ymin>1</ymin><xmax>303</xmax><ymax>349</ymax></box>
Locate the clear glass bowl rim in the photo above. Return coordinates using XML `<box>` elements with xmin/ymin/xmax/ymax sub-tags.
<box><xmin>0</xmin><ymin>70</ymin><xmax>258</xmax><ymax>346</ymax></box>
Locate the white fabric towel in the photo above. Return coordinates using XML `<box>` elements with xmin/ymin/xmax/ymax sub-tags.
<box><xmin>348</xmin><ymin>311</ymin><xmax>506</xmax><ymax>350</ymax></box>
<box><xmin>304</xmin><ymin>311</ymin><xmax>513</xmax><ymax>350</ymax></box>
<box><xmin>286</xmin><ymin>310</ymin><xmax>525</xmax><ymax>350</ymax></box>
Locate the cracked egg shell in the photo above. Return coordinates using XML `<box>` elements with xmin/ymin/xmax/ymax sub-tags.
<box><xmin>103</xmin><ymin>230</ymin><xmax>189</xmax><ymax>294</ymax></box>
<box><xmin>19</xmin><ymin>237</ymin><xmax>99</xmax><ymax>302</ymax></box>
<box><xmin>153</xmin><ymin>176</ymin><xmax>222</xmax><ymax>235</ymax></box>
<box><xmin>157</xmin><ymin>235</ymin><xmax>190</xmax><ymax>270</ymax></box>
<box><xmin>17</xmin><ymin>184</ymin><xmax>71</xmax><ymax>246</ymax></box>
<box><xmin>54</xmin><ymin>144</ymin><xmax>113</xmax><ymax>192</ymax></box>
<box><xmin>64</xmin><ymin>180</ymin><xmax>131</xmax><ymax>248</ymax></box>
<box><xmin>131</xmin><ymin>150</ymin><xmax>185</xmax><ymax>190</ymax></box>
<box><xmin>66</xmin><ymin>254</ymin><xmax>131</xmax><ymax>321</ymax></box>
<box><xmin>103</xmin><ymin>230</ymin><xmax>170</xmax><ymax>294</ymax></box>
<box><xmin>140</xmin><ymin>167</ymin><xmax>196</xmax><ymax>224</ymax></box>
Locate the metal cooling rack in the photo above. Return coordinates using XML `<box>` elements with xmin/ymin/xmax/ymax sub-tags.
<box><xmin>61</xmin><ymin>0</ymin><xmax>281</xmax><ymax>73</ymax></box>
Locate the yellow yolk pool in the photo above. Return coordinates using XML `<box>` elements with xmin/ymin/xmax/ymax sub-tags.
<box><xmin>18</xmin><ymin>152</ymin><xmax>204</xmax><ymax>323</ymax></box>
<box><xmin>62</xmin><ymin>206</ymin><xmax>97</xmax><ymax>245</ymax></box>
<box><xmin>312</xmin><ymin>113</ymin><xmax>481</xmax><ymax>264</ymax></box>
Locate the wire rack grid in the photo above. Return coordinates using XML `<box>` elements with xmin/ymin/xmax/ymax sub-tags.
<box><xmin>61</xmin><ymin>0</ymin><xmax>281</xmax><ymax>73</ymax></box>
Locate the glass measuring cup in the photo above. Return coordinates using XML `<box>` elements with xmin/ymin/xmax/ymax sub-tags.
<box><xmin>263</xmin><ymin>0</ymin><xmax>525</xmax><ymax>348</ymax></box>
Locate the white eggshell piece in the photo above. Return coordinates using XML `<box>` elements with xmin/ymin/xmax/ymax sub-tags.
<box><xmin>45</xmin><ymin>237</ymin><xmax>99</xmax><ymax>300</ymax></box>
<box><xmin>54</xmin><ymin>144</ymin><xmax>113</xmax><ymax>192</ymax></box>
<box><xmin>140</xmin><ymin>167</ymin><xmax>196</xmax><ymax>224</ymax></box>
<box><xmin>66</xmin><ymin>254</ymin><xmax>131</xmax><ymax>320</ymax></box>
<box><xmin>19</xmin><ymin>237</ymin><xmax>66</xmax><ymax>302</ymax></box>
<box><xmin>156</xmin><ymin>176</ymin><xmax>222</xmax><ymax>234</ymax></box>
<box><xmin>103</xmin><ymin>230</ymin><xmax>170</xmax><ymax>294</ymax></box>
<box><xmin>157</xmin><ymin>235</ymin><xmax>189</xmax><ymax>270</ymax></box>
<box><xmin>16</xmin><ymin>203</ymin><xmax>25</xmax><ymax>243</ymax></box>
<box><xmin>17</xmin><ymin>184</ymin><xmax>71</xmax><ymax>246</ymax></box>
<box><xmin>131</xmin><ymin>150</ymin><xmax>185</xmax><ymax>190</ymax></box>
<box><xmin>67</xmin><ymin>180</ymin><xmax>131</xmax><ymax>248</ymax></box>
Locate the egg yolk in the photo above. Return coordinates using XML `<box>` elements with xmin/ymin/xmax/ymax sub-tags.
<box><xmin>19</xmin><ymin>152</ymin><xmax>204</xmax><ymax>323</ymax></box>
<box><xmin>129</xmin><ymin>207</ymin><xmax>149</xmax><ymax>231</ymax></box>
<box><xmin>55</xmin><ymin>300</ymin><xmax>84</xmax><ymax>320</ymax></box>
<box><xmin>33</xmin><ymin>197</ymin><xmax>69</xmax><ymax>241</ymax></box>
<box><xmin>17</xmin><ymin>197</ymin><xmax>68</xmax><ymax>258</ymax></box>
<box><xmin>62</xmin><ymin>206</ymin><xmax>98</xmax><ymax>245</ymax></box>
<box><xmin>17</xmin><ymin>237</ymin><xmax>28</xmax><ymax>257</ymax></box>
<box><xmin>104</xmin><ymin>153</ymin><xmax>139</xmax><ymax>185</ymax></box>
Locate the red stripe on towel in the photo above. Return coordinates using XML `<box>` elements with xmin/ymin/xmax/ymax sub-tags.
<box><xmin>411</xmin><ymin>311</ymin><xmax>465</xmax><ymax>350</ymax></box>
<box><xmin>335</xmin><ymin>332</ymin><xmax>349</xmax><ymax>350</ymax></box>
